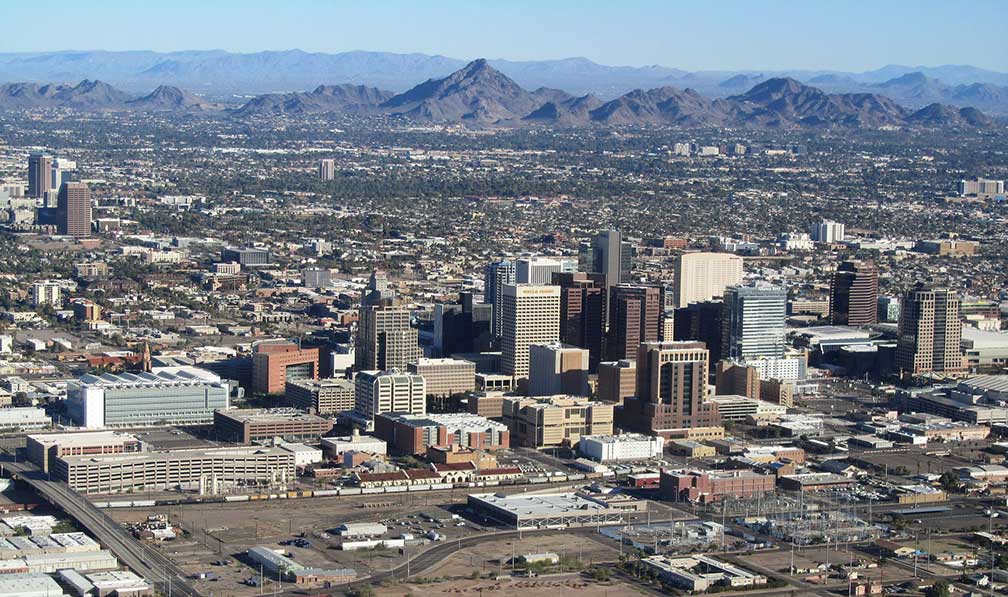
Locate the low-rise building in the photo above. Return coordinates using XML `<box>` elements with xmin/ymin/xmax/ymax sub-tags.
<box><xmin>321</xmin><ymin>432</ymin><xmax>387</xmax><ymax>458</ymax></box>
<box><xmin>660</xmin><ymin>469</ymin><xmax>776</xmax><ymax>503</ymax></box>
<box><xmin>578</xmin><ymin>433</ymin><xmax>664</xmax><ymax>462</ymax></box>
<box><xmin>706</xmin><ymin>394</ymin><xmax>787</xmax><ymax>422</ymax></box>
<box><xmin>214</xmin><ymin>408</ymin><xmax>333</xmax><ymax>444</ymax></box>
<box><xmin>467</xmin><ymin>491</ymin><xmax>646</xmax><ymax>530</ymax></box>
<box><xmin>641</xmin><ymin>554</ymin><xmax>766</xmax><ymax>592</ymax></box>
<box><xmin>374</xmin><ymin>412</ymin><xmax>509</xmax><ymax>455</ymax></box>
<box><xmin>26</xmin><ymin>431</ymin><xmax>143</xmax><ymax>473</ymax></box>
<box><xmin>668</xmin><ymin>440</ymin><xmax>716</xmax><ymax>459</ymax></box>
<box><xmin>53</xmin><ymin>446</ymin><xmax>295</xmax><ymax>494</ymax></box>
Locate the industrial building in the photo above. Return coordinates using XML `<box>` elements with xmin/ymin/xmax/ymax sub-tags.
<box><xmin>641</xmin><ymin>554</ymin><xmax>766</xmax><ymax>592</ymax></box>
<box><xmin>66</xmin><ymin>367</ymin><xmax>233</xmax><ymax>428</ymax></box>
<box><xmin>660</xmin><ymin>469</ymin><xmax>776</xmax><ymax>503</ymax></box>
<box><xmin>53</xmin><ymin>446</ymin><xmax>295</xmax><ymax>495</ymax></box>
<box><xmin>467</xmin><ymin>491</ymin><xmax>646</xmax><ymax>529</ymax></box>
<box><xmin>247</xmin><ymin>546</ymin><xmax>356</xmax><ymax>585</ymax></box>
<box><xmin>213</xmin><ymin>408</ymin><xmax>333</xmax><ymax>443</ymax></box>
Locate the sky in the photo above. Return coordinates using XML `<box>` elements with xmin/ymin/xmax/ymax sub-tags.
<box><xmin>1</xmin><ymin>0</ymin><xmax>1005</xmax><ymax>72</ymax></box>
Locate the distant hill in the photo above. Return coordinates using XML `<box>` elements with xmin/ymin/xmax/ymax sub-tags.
<box><xmin>233</xmin><ymin>84</ymin><xmax>394</xmax><ymax>116</ymax></box>
<box><xmin>126</xmin><ymin>85</ymin><xmax>213</xmax><ymax>111</ymax></box>
<box><xmin>0</xmin><ymin>65</ymin><xmax>997</xmax><ymax>130</ymax></box>
<box><xmin>0</xmin><ymin>50</ymin><xmax>1005</xmax><ymax>109</ymax></box>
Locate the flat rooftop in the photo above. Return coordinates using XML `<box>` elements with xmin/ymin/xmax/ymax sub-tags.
<box><xmin>27</xmin><ymin>430</ymin><xmax>139</xmax><ymax>447</ymax></box>
<box><xmin>469</xmin><ymin>491</ymin><xmax>623</xmax><ymax>516</ymax></box>
<box><xmin>215</xmin><ymin>408</ymin><xmax>330</xmax><ymax>424</ymax></box>
<box><xmin>58</xmin><ymin>445</ymin><xmax>292</xmax><ymax>465</ymax></box>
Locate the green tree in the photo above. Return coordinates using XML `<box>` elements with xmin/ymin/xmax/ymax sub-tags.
<box><xmin>939</xmin><ymin>471</ymin><xmax>959</xmax><ymax>492</ymax></box>
<box><xmin>924</xmin><ymin>579</ymin><xmax>950</xmax><ymax>597</ymax></box>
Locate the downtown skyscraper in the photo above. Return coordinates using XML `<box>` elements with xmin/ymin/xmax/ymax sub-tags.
<box><xmin>896</xmin><ymin>283</ymin><xmax>963</xmax><ymax>375</ymax></box>
<box><xmin>829</xmin><ymin>260</ymin><xmax>878</xmax><ymax>326</ymax></box>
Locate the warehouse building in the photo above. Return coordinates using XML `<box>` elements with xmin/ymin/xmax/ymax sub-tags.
<box><xmin>660</xmin><ymin>469</ymin><xmax>776</xmax><ymax>503</ymax></box>
<box><xmin>53</xmin><ymin>446</ymin><xmax>295</xmax><ymax>495</ymax></box>
<box><xmin>66</xmin><ymin>367</ymin><xmax>234</xmax><ymax>428</ymax></box>
<box><xmin>641</xmin><ymin>554</ymin><xmax>766</xmax><ymax>592</ymax></box>
<box><xmin>467</xmin><ymin>491</ymin><xmax>646</xmax><ymax>530</ymax></box>
<box><xmin>0</xmin><ymin>549</ymin><xmax>117</xmax><ymax>574</ymax></box>
<box><xmin>0</xmin><ymin>573</ymin><xmax>64</xmax><ymax>597</ymax></box>
<box><xmin>578</xmin><ymin>434</ymin><xmax>664</xmax><ymax>462</ymax></box>
<box><xmin>213</xmin><ymin>408</ymin><xmax>333</xmax><ymax>443</ymax></box>
<box><xmin>0</xmin><ymin>408</ymin><xmax>50</xmax><ymax>431</ymax></box>
<box><xmin>247</xmin><ymin>546</ymin><xmax>356</xmax><ymax>585</ymax></box>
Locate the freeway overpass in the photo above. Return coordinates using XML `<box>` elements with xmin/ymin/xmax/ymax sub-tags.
<box><xmin>1</xmin><ymin>458</ymin><xmax>203</xmax><ymax>597</ymax></box>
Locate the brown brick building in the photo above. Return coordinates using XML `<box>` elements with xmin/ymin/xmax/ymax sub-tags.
<box><xmin>659</xmin><ymin>469</ymin><xmax>776</xmax><ymax>503</ymax></box>
<box><xmin>251</xmin><ymin>342</ymin><xmax>319</xmax><ymax>395</ymax></box>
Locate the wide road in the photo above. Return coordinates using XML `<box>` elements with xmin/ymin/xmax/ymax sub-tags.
<box><xmin>1</xmin><ymin>458</ymin><xmax>203</xmax><ymax>597</ymax></box>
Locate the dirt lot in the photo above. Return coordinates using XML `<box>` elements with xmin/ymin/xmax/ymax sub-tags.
<box><xmin>419</xmin><ymin>532</ymin><xmax>621</xmax><ymax>578</ymax></box>
<box><xmin>378</xmin><ymin>575</ymin><xmax>637</xmax><ymax>597</ymax></box>
<box><xmin>743</xmin><ymin>545</ymin><xmax>911</xmax><ymax>584</ymax></box>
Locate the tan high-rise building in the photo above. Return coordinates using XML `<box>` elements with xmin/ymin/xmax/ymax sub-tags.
<box><xmin>501</xmin><ymin>284</ymin><xmax>560</xmax><ymax>380</ymax></box>
<box><xmin>502</xmin><ymin>395</ymin><xmax>613</xmax><ymax>448</ymax></box>
<box><xmin>596</xmin><ymin>359</ymin><xmax>636</xmax><ymax>404</ymax></box>
<box><xmin>528</xmin><ymin>342</ymin><xmax>590</xmax><ymax>396</ymax></box>
<box><xmin>829</xmin><ymin>260</ymin><xmax>878</xmax><ymax>326</ymax></box>
<box><xmin>57</xmin><ymin>182</ymin><xmax>92</xmax><ymax>237</ymax></box>
<box><xmin>408</xmin><ymin>357</ymin><xmax>476</xmax><ymax>397</ymax></box>
<box><xmin>622</xmin><ymin>341</ymin><xmax>720</xmax><ymax>437</ymax></box>
<box><xmin>607</xmin><ymin>284</ymin><xmax>663</xmax><ymax>361</ymax></box>
<box><xmin>355</xmin><ymin>306</ymin><xmax>421</xmax><ymax>371</ymax></box>
<box><xmin>896</xmin><ymin>284</ymin><xmax>964</xmax><ymax>375</ymax></box>
<box><xmin>672</xmin><ymin>252</ymin><xmax>743</xmax><ymax>308</ymax></box>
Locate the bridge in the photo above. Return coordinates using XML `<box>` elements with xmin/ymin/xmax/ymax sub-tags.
<box><xmin>1</xmin><ymin>458</ymin><xmax>202</xmax><ymax>597</ymax></box>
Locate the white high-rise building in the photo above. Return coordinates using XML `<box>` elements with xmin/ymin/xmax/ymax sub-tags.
<box><xmin>515</xmin><ymin>256</ymin><xmax>576</xmax><ymax>285</ymax></box>
<box><xmin>672</xmin><ymin>252</ymin><xmax>744</xmax><ymax>308</ymax></box>
<box><xmin>501</xmin><ymin>285</ymin><xmax>560</xmax><ymax>380</ymax></box>
<box><xmin>810</xmin><ymin>220</ymin><xmax>845</xmax><ymax>243</ymax></box>
<box><xmin>353</xmin><ymin>369</ymin><xmax>426</xmax><ymax>429</ymax></box>
<box><xmin>31</xmin><ymin>281</ymin><xmax>62</xmax><ymax>308</ymax></box>
<box><xmin>958</xmin><ymin>178</ymin><xmax>1004</xmax><ymax>196</ymax></box>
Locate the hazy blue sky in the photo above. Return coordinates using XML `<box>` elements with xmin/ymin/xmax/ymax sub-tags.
<box><xmin>3</xmin><ymin>0</ymin><xmax>1005</xmax><ymax>72</ymax></box>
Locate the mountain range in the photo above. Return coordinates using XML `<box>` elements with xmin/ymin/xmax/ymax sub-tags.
<box><xmin>0</xmin><ymin>59</ymin><xmax>997</xmax><ymax>129</ymax></box>
<box><xmin>0</xmin><ymin>49</ymin><xmax>1006</xmax><ymax>113</ymax></box>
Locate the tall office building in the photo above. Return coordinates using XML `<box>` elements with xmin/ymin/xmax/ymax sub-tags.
<box><xmin>722</xmin><ymin>284</ymin><xmax>787</xmax><ymax>360</ymax></box>
<box><xmin>27</xmin><ymin>153</ymin><xmax>53</xmax><ymax>199</ymax></box>
<box><xmin>433</xmin><ymin>292</ymin><xmax>493</xmax><ymax>357</ymax></box>
<box><xmin>896</xmin><ymin>284</ymin><xmax>963</xmax><ymax>375</ymax></box>
<box><xmin>810</xmin><ymin>220</ymin><xmax>845</xmax><ymax>243</ymax></box>
<box><xmin>528</xmin><ymin>342</ymin><xmax>590</xmax><ymax>396</ymax></box>
<box><xmin>51</xmin><ymin>158</ymin><xmax>76</xmax><ymax>189</ymax></box>
<box><xmin>606</xmin><ymin>284</ymin><xmax>663</xmax><ymax>361</ymax></box>
<box><xmin>552</xmin><ymin>272</ymin><xmax>605</xmax><ymax>370</ymax></box>
<box><xmin>501</xmin><ymin>284</ymin><xmax>560</xmax><ymax>380</ymax></box>
<box><xmin>877</xmin><ymin>296</ymin><xmax>900</xmax><ymax>323</ymax></box>
<box><xmin>672</xmin><ymin>252</ymin><xmax>744</xmax><ymax>308</ymax></box>
<box><xmin>355</xmin><ymin>306</ymin><xmax>421</xmax><ymax>371</ymax></box>
<box><xmin>621</xmin><ymin>341</ymin><xmax>720</xmax><ymax>436</ymax></box>
<box><xmin>57</xmin><ymin>182</ymin><xmax>92</xmax><ymax>237</ymax></box>
<box><xmin>484</xmin><ymin>259</ymin><xmax>516</xmax><ymax>339</ymax></box>
<box><xmin>515</xmin><ymin>255</ymin><xmax>577</xmax><ymax>285</ymax></box>
<box><xmin>829</xmin><ymin>260</ymin><xmax>878</xmax><ymax>326</ymax></box>
<box><xmin>318</xmin><ymin>158</ymin><xmax>336</xmax><ymax>181</ymax></box>
<box><xmin>353</xmin><ymin>369</ymin><xmax>426</xmax><ymax>429</ymax></box>
<box><xmin>361</xmin><ymin>270</ymin><xmax>395</xmax><ymax>307</ymax></box>
<box><xmin>674</xmin><ymin>301</ymin><xmax>724</xmax><ymax>368</ymax></box>
<box><xmin>579</xmin><ymin>229</ymin><xmax>632</xmax><ymax>292</ymax></box>
<box><xmin>596</xmin><ymin>360</ymin><xmax>636</xmax><ymax>404</ymax></box>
